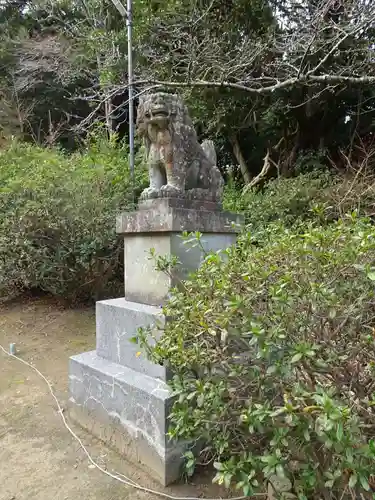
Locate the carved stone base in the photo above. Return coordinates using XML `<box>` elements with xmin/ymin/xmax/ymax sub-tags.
<box><xmin>117</xmin><ymin>198</ymin><xmax>244</xmax><ymax>306</ymax></box>
<box><xmin>96</xmin><ymin>298</ymin><xmax>167</xmax><ymax>379</ymax></box>
<box><xmin>69</xmin><ymin>351</ymin><xmax>188</xmax><ymax>486</ymax></box>
<box><xmin>138</xmin><ymin>196</ymin><xmax>223</xmax><ymax>212</ymax></box>
<box><xmin>68</xmin><ymin>198</ymin><xmax>244</xmax><ymax>485</ymax></box>
<box><xmin>118</xmin><ymin>196</ymin><xmax>242</xmax><ymax>234</ymax></box>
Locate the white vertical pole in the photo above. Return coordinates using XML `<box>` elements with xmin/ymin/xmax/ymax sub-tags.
<box><xmin>126</xmin><ymin>0</ymin><xmax>135</xmax><ymax>204</ymax></box>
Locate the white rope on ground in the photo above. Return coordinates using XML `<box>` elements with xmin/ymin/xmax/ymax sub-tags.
<box><xmin>0</xmin><ymin>344</ymin><xmax>255</xmax><ymax>500</ymax></box>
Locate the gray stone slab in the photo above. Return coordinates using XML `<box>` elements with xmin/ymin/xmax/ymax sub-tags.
<box><xmin>69</xmin><ymin>351</ymin><xmax>188</xmax><ymax>486</ymax></box>
<box><xmin>116</xmin><ymin>201</ymin><xmax>243</xmax><ymax>234</ymax></box>
<box><xmin>96</xmin><ymin>298</ymin><xmax>167</xmax><ymax>380</ymax></box>
<box><xmin>138</xmin><ymin>196</ymin><xmax>223</xmax><ymax>212</ymax></box>
<box><xmin>124</xmin><ymin>231</ymin><xmax>237</xmax><ymax>306</ymax></box>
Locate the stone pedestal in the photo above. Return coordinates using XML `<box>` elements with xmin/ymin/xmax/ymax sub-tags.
<box><xmin>68</xmin><ymin>197</ymin><xmax>243</xmax><ymax>485</ymax></box>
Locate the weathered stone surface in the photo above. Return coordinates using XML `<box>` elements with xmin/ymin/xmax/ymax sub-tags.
<box><xmin>138</xmin><ymin>196</ymin><xmax>222</xmax><ymax>212</ymax></box>
<box><xmin>117</xmin><ymin>199</ymin><xmax>243</xmax><ymax>234</ymax></box>
<box><xmin>136</xmin><ymin>92</ymin><xmax>224</xmax><ymax>202</ymax></box>
<box><xmin>69</xmin><ymin>351</ymin><xmax>188</xmax><ymax>486</ymax></box>
<box><xmin>96</xmin><ymin>298</ymin><xmax>167</xmax><ymax>380</ymax></box>
<box><xmin>201</xmin><ymin>139</ymin><xmax>217</xmax><ymax>167</ymax></box>
<box><xmin>124</xmin><ymin>231</ymin><xmax>237</xmax><ymax>306</ymax></box>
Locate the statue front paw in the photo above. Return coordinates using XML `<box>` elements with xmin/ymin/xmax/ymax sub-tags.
<box><xmin>140</xmin><ymin>187</ymin><xmax>160</xmax><ymax>200</ymax></box>
<box><xmin>159</xmin><ymin>184</ymin><xmax>183</xmax><ymax>197</ymax></box>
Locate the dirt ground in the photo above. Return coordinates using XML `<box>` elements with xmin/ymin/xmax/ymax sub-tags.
<box><xmin>0</xmin><ymin>296</ymin><xmax>232</xmax><ymax>500</ymax></box>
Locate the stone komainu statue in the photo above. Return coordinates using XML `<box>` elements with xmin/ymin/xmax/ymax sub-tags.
<box><xmin>136</xmin><ymin>92</ymin><xmax>224</xmax><ymax>202</ymax></box>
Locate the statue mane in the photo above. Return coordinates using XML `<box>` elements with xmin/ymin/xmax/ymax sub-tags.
<box><xmin>137</xmin><ymin>93</ymin><xmax>193</xmax><ymax>133</ymax></box>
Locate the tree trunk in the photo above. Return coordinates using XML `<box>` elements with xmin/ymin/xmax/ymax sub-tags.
<box><xmin>243</xmin><ymin>149</ymin><xmax>272</xmax><ymax>192</ymax></box>
<box><xmin>104</xmin><ymin>97</ymin><xmax>114</xmax><ymax>137</ymax></box>
<box><xmin>281</xmin><ymin>125</ymin><xmax>300</xmax><ymax>177</ymax></box>
<box><xmin>230</xmin><ymin>134</ymin><xmax>252</xmax><ymax>184</ymax></box>
<box><xmin>96</xmin><ymin>53</ymin><xmax>114</xmax><ymax>138</ymax></box>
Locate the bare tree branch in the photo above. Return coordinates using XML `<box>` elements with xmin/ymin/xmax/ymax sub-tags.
<box><xmin>118</xmin><ymin>75</ymin><xmax>375</xmax><ymax>96</ymax></box>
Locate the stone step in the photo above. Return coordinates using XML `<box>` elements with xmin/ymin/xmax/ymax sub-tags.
<box><xmin>69</xmin><ymin>350</ymin><xmax>188</xmax><ymax>486</ymax></box>
<box><xmin>96</xmin><ymin>298</ymin><xmax>167</xmax><ymax>380</ymax></box>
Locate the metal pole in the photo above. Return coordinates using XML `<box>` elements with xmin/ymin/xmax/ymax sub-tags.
<box><xmin>126</xmin><ymin>0</ymin><xmax>135</xmax><ymax>205</ymax></box>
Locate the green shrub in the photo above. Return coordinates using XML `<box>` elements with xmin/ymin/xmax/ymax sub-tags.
<box><xmin>140</xmin><ymin>215</ymin><xmax>375</xmax><ymax>499</ymax></box>
<box><xmin>294</xmin><ymin>149</ymin><xmax>329</xmax><ymax>175</ymax></box>
<box><xmin>223</xmin><ymin>171</ymin><xmax>335</xmax><ymax>229</ymax></box>
<box><xmin>0</xmin><ymin>137</ymin><xmax>147</xmax><ymax>302</ymax></box>
<box><xmin>223</xmin><ymin>170</ymin><xmax>375</xmax><ymax>230</ymax></box>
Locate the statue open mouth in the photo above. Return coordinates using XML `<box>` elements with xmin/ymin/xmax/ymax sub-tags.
<box><xmin>145</xmin><ymin>107</ymin><xmax>170</xmax><ymax>126</ymax></box>
<box><xmin>149</xmin><ymin>106</ymin><xmax>169</xmax><ymax>119</ymax></box>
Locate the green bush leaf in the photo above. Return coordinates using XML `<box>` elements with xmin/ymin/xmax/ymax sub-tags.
<box><xmin>349</xmin><ymin>474</ymin><xmax>358</xmax><ymax>488</ymax></box>
<box><xmin>336</xmin><ymin>423</ymin><xmax>343</xmax><ymax>441</ymax></box>
<box><xmin>359</xmin><ymin>475</ymin><xmax>370</xmax><ymax>491</ymax></box>
<box><xmin>276</xmin><ymin>464</ymin><xmax>285</xmax><ymax>478</ymax></box>
<box><xmin>291</xmin><ymin>353</ymin><xmax>303</xmax><ymax>364</ymax></box>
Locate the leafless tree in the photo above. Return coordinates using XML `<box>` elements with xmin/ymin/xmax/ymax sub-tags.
<box><xmin>128</xmin><ymin>0</ymin><xmax>375</xmax><ymax>94</ymax></box>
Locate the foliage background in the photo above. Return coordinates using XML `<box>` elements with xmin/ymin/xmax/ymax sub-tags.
<box><xmin>0</xmin><ymin>135</ymin><xmax>147</xmax><ymax>302</ymax></box>
<box><xmin>139</xmin><ymin>210</ymin><xmax>375</xmax><ymax>499</ymax></box>
<box><xmin>1</xmin><ymin>0</ymin><xmax>374</xmax><ymax>183</ymax></box>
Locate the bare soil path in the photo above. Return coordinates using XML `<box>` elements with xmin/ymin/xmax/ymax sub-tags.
<box><xmin>0</xmin><ymin>296</ymin><xmax>230</xmax><ymax>500</ymax></box>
